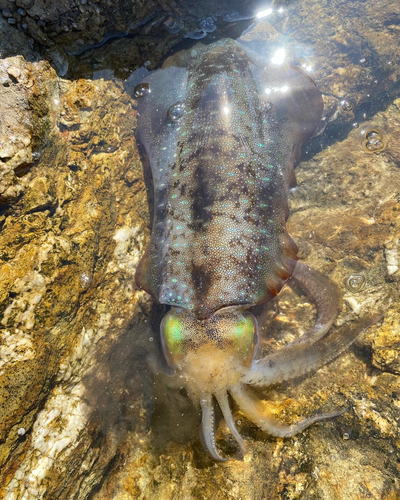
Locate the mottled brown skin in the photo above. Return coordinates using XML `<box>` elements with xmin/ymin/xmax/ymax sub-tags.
<box><xmin>134</xmin><ymin>37</ymin><xmax>352</xmax><ymax>461</ymax></box>
<box><xmin>135</xmin><ymin>39</ymin><xmax>322</xmax><ymax>319</ymax></box>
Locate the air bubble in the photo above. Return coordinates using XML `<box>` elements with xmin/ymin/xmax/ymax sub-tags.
<box><xmin>79</xmin><ymin>272</ymin><xmax>91</xmax><ymax>289</ymax></box>
<box><xmin>340</xmin><ymin>99</ymin><xmax>353</xmax><ymax>111</ymax></box>
<box><xmin>134</xmin><ymin>82</ymin><xmax>150</xmax><ymax>97</ymax></box>
<box><xmin>149</xmin><ymin>337</ymin><xmax>154</xmax><ymax>342</ymax></box>
<box><xmin>366</xmin><ymin>140</ymin><xmax>383</xmax><ymax>151</ymax></box>
<box><xmin>345</xmin><ymin>274</ymin><xmax>366</xmax><ymax>292</ymax></box>
<box><xmin>342</xmin><ymin>432</ymin><xmax>350</xmax><ymax>440</ymax></box>
<box><xmin>168</xmin><ymin>102</ymin><xmax>185</xmax><ymax>122</ymax></box>
<box><xmin>361</xmin><ymin>127</ymin><xmax>386</xmax><ymax>153</ymax></box>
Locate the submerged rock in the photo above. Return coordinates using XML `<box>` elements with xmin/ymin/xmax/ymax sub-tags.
<box><xmin>373</xmin><ymin>310</ymin><xmax>400</xmax><ymax>375</ymax></box>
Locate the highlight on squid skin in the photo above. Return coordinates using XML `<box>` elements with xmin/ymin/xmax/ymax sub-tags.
<box><xmin>134</xmin><ymin>28</ymin><xmax>378</xmax><ymax>460</ymax></box>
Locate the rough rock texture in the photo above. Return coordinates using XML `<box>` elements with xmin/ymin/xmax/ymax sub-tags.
<box><xmin>0</xmin><ymin>52</ymin><xmax>151</xmax><ymax>498</ymax></box>
<box><xmin>0</xmin><ymin>0</ymin><xmax>260</xmax><ymax>75</ymax></box>
<box><xmin>0</xmin><ymin>0</ymin><xmax>400</xmax><ymax>499</ymax></box>
<box><xmin>0</xmin><ymin>18</ymin><xmax>37</xmax><ymax>61</ymax></box>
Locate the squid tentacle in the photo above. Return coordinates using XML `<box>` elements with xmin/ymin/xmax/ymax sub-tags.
<box><xmin>200</xmin><ymin>392</ymin><xmax>248</xmax><ymax>461</ymax></box>
<box><xmin>244</xmin><ymin>261</ymin><xmax>341</xmax><ymax>388</ymax></box>
<box><xmin>215</xmin><ymin>391</ymin><xmax>247</xmax><ymax>459</ymax></box>
<box><xmin>231</xmin><ymin>384</ymin><xmax>346</xmax><ymax>437</ymax></box>
<box><xmin>200</xmin><ymin>394</ymin><xmax>226</xmax><ymax>462</ymax></box>
<box><xmin>242</xmin><ymin>262</ymin><xmax>342</xmax><ymax>385</ymax></box>
<box><xmin>245</xmin><ymin>313</ymin><xmax>381</xmax><ymax>387</ymax></box>
<box><xmin>287</xmin><ymin>261</ymin><xmax>341</xmax><ymax>347</ymax></box>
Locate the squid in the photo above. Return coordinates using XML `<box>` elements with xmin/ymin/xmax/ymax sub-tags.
<box><xmin>134</xmin><ymin>34</ymin><xmax>366</xmax><ymax>460</ymax></box>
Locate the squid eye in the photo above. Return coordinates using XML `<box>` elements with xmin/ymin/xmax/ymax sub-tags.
<box><xmin>232</xmin><ymin>313</ymin><xmax>258</xmax><ymax>366</ymax></box>
<box><xmin>233</xmin><ymin>314</ymin><xmax>255</xmax><ymax>338</ymax></box>
<box><xmin>161</xmin><ymin>310</ymin><xmax>185</xmax><ymax>367</ymax></box>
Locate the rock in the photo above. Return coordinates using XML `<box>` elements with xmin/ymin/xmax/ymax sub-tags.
<box><xmin>23</xmin><ymin>175</ymin><xmax>54</xmax><ymax>212</ymax></box>
<box><xmin>0</xmin><ymin>17</ymin><xmax>38</xmax><ymax>60</ymax></box>
<box><xmin>6</xmin><ymin>65</ymin><xmax>20</xmax><ymax>78</ymax></box>
<box><xmin>2</xmin><ymin>8</ymin><xmax>12</xmax><ymax>18</ymax></box>
<box><xmin>0</xmin><ymin>0</ymin><xmax>256</xmax><ymax>63</ymax></box>
<box><xmin>372</xmin><ymin>310</ymin><xmax>400</xmax><ymax>374</ymax></box>
<box><xmin>0</xmin><ymin>56</ymin><xmax>34</xmax><ymax>205</ymax></box>
<box><xmin>0</xmin><ymin>53</ymin><xmax>151</xmax><ymax>498</ymax></box>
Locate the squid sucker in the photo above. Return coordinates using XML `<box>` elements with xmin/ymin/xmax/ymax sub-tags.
<box><xmin>134</xmin><ymin>35</ymin><xmax>364</xmax><ymax>461</ymax></box>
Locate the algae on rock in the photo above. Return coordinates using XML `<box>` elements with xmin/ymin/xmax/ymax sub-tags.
<box><xmin>0</xmin><ymin>49</ymin><xmax>151</xmax><ymax>498</ymax></box>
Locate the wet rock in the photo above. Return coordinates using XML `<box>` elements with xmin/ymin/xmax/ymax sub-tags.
<box><xmin>240</xmin><ymin>0</ymin><xmax>400</xmax><ymax>136</ymax></box>
<box><xmin>372</xmin><ymin>310</ymin><xmax>400</xmax><ymax>375</ymax></box>
<box><xmin>0</xmin><ymin>56</ymin><xmax>34</xmax><ymax>205</ymax></box>
<box><xmin>2</xmin><ymin>8</ymin><xmax>13</xmax><ymax>18</ymax></box>
<box><xmin>0</xmin><ymin>52</ymin><xmax>151</xmax><ymax>498</ymax></box>
<box><xmin>0</xmin><ymin>17</ymin><xmax>38</xmax><ymax>60</ymax></box>
<box><xmin>23</xmin><ymin>175</ymin><xmax>55</xmax><ymax>212</ymax></box>
<box><xmin>0</xmin><ymin>0</ymin><xmax>257</xmax><ymax>68</ymax></box>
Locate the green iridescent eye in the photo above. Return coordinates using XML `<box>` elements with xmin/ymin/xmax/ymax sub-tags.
<box><xmin>161</xmin><ymin>311</ymin><xmax>186</xmax><ymax>368</ymax></box>
<box><xmin>232</xmin><ymin>314</ymin><xmax>257</xmax><ymax>364</ymax></box>
<box><xmin>233</xmin><ymin>315</ymin><xmax>254</xmax><ymax>339</ymax></box>
<box><xmin>164</xmin><ymin>315</ymin><xmax>184</xmax><ymax>354</ymax></box>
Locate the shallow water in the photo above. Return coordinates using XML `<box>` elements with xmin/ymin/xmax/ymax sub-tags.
<box><xmin>1</xmin><ymin>1</ymin><xmax>400</xmax><ymax>498</ymax></box>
